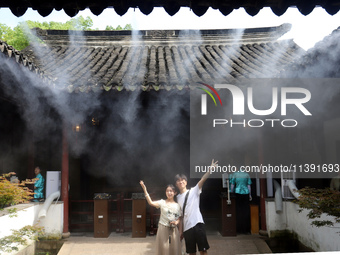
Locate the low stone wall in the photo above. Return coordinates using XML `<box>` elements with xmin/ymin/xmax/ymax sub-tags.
<box><xmin>266</xmin><ymin>199</ymin><xmax>340</xmax><ymax>252</ymax></box>
<box><xmin>13</xmin><ymin>240</ymin><xmax>35</xmax><ymax>255</ymax></box>
<box><xmin>0</xmin><ymin>202</ymin><xmax>63</xmax><ymax>254</ymax></box>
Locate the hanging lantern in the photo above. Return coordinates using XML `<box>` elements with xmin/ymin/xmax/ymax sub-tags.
<box><xmin>72</xmin><ymin>124</ymin><xmax>82</xmax><ymax>132</ymax></box>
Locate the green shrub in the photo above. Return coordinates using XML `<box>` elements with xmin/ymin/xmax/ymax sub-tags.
<box><xmin>0</xmin><ymin>172</ymin><xmax>34</xmax><ymax>209</ymax></box>
<box><xmin>295</xmin><ymin>187</ymin><xmax>340</xmax><ymax>227</ymax></box>
<box><xmin>0</xmin><ymin>225</ymin><xmax>43</xmax><ymax>253</ymax></box>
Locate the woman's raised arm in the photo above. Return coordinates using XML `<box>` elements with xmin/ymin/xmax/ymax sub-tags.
<box><xmin>139</xmin><ymin>180</ymin><xmax>159</xmax><ymax>208</ymax></box>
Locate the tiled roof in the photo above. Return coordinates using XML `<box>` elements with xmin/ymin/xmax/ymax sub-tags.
<box><xmin>0</xmin><ymin>41</ymin><xmax>43</xmax><ymax>75</ymax></box>
<box><xmin>1</xmin><ymin>25</ymin><xmax>304</xmax><ymax>93</ymax></box>
<box><xmin>1</xmin><ymin>0</ymin><xmax>340</xmax><ymax>17</ymax></box>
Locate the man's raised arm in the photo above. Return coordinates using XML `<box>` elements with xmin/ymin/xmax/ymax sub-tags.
<box><xmin>198</xmin><ymin>159</ymin><xmax>218</xmax><ymax>189</ymax></box>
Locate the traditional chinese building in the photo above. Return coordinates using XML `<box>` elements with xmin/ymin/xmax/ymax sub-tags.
<box><xmin>0</xmin><ymin>24</ymin><xmax>314</xmax><ymax>235</ymax></box>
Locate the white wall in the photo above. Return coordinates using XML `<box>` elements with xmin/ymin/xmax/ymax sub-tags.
<box><xmin>35</xmin><ymin>202</ymin><xmax>64</xmax><ymax>236</ymax></box>
<box><xmin>266</xmin><ymin>200</ymin><xmax>340</xmax><ymax>252</ymax></box>
<box><xmin>0</xmin><ymin>204</ymin><xmax>36</xmax><ymax>238</ymax></box>
<box><xmin>0</xmin><ymin>202</ymin><xmax>63</xmax><ymax>254</ymax></box>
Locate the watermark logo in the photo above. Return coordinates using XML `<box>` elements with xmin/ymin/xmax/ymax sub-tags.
<box><xmin>200</xmin><ymin>84</ymin><xmax>312</xmax><ymax>117</ymax></box>
<box><xmin>190</xmin><ymin>78</ymin><xmax>338</xmax><ymax>179</ymax></box>
<box><xmin>197</xmin><ymin>82</ymin><xmax>223</xmax><ymax>115</ymax></box>
<box><xmin>198</xmin><ymin>83</ymin><xmax>312</xmax><ymax>128</ymax></box>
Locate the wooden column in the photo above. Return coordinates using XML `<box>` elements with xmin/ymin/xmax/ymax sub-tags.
<box><xmin>27</xmin><ymin>135</ymin><xmax>35</xmax><ymax>179</ymax></box>
<box><xmin>258</xmin><ymin>130</ymin><xmax>267</xmax><ymax>231</ymax></box>
<box><xmin>61</xmin><ymin>122</ymin><xmax>70</xmax><ymax>237</ymax></box>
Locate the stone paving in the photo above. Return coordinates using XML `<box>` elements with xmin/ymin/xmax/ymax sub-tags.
<box><xmin>57</xmin><ymin>231</ymin><xmax>272</xmax><ymax>255</ymax></box>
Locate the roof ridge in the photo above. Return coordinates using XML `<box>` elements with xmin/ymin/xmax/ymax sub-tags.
<box><xmin>32</xmin><ymin>23</ymin><xmax>292</xmax><ymax>48</ymax></box>
<box><xmin>33</xmin><ymin>23</ymin><xmax>291</xmax><ymax>37</ymax></box>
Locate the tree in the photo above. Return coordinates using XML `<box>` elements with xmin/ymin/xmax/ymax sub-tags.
<box><xmin>25</xmin><ymin>16</ymin><xmax>94</xmax><ymax>30</ymax></box>
<box><xmin>123</xmin><ymin>24</ymin><xmax>133</xmax><ymax>30</ymax></box>
<box><xmin>66</xmin><ymin>16</ymin><xmax>94</xmax><ymax>30</ymax></box>
<box><xmin>105</xmin><ymin>25</ymin><xmax>115</xmax><ymax>30</ymax></box>
<box><xmin>6</xmin><ymin>24</ymin><xmax>32</xmax><ymax>50</ymax></box>
<box><xmin>115</xmin><ymin>25</ymin><xmax>123</xmax><ymax>30</ymax></box>
<box><xmin>106</xmin><ymin>25</ymin><xmax>132</xmax><ymax>30</ymax></box>
<box><xmin>0</xmin><ymin>23</ymin><xmax>13</xmax><ymax>42</ymax></box>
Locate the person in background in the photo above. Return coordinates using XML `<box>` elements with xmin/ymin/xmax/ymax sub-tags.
<box><xmin>33</xmin><ymin>167</ymin><xmax>44</xmax><ymax>202</ymax></box>
<box><xmin>140</xmin><ymin>181</ymin><xmax>182</xmax><ymax>255</ymax></box>
<box><xmin>175</xmin><ymin>159</ymin><xmax>218</xmax><ymax>255</ymax></box>
<box><xmin>230</xmin><ymin>168</ymin><xmax>252</xmax><ymax>234</ymax></box>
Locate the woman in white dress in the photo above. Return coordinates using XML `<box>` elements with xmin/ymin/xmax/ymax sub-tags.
<box><xmin>140</xmin><ymin>181</ymin><xmax>182</xmax><ymax>255</ymax></box>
